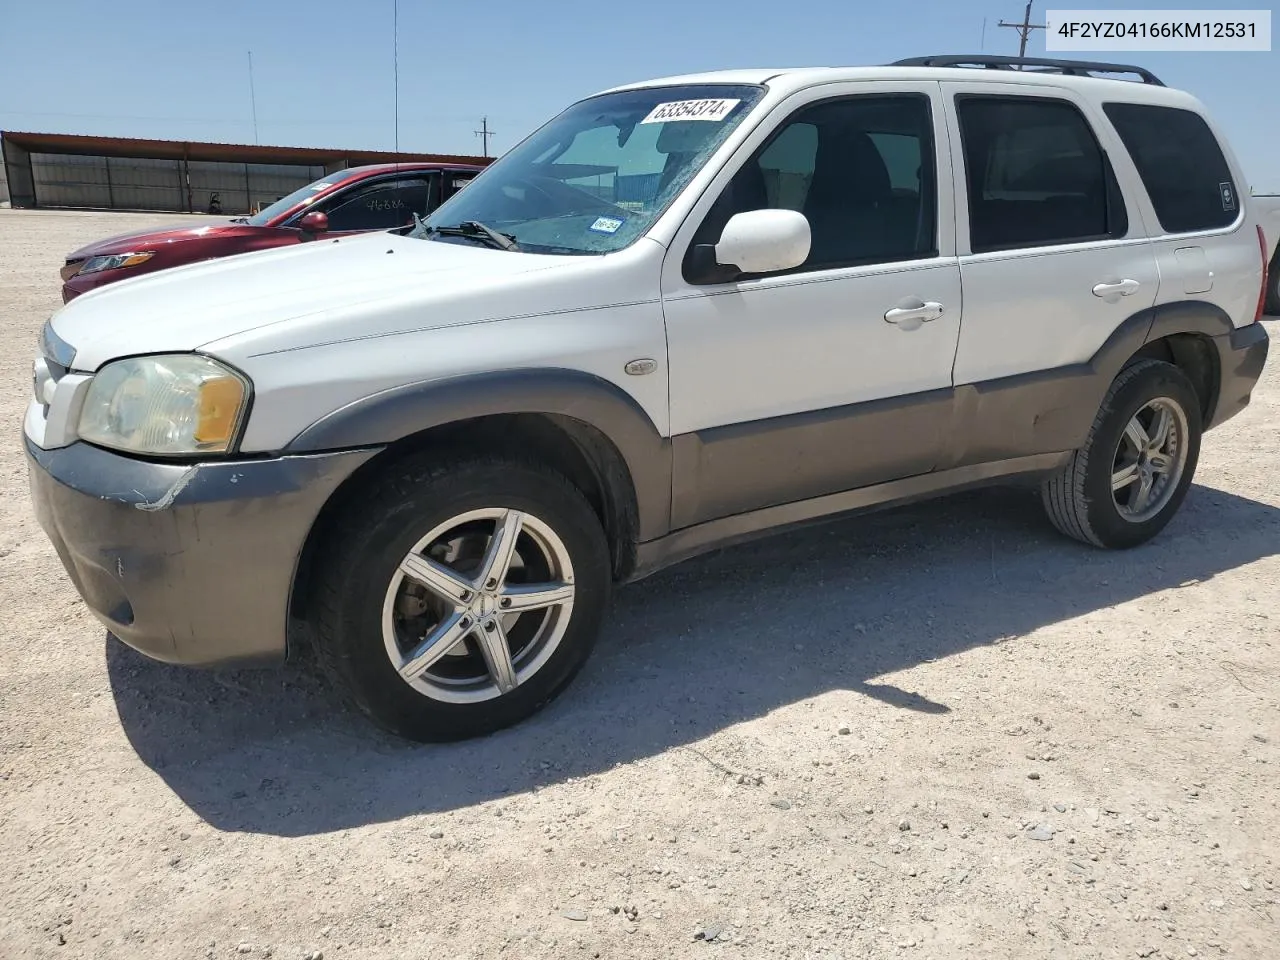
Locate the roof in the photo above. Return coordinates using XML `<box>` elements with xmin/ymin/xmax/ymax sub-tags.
<box><xmin>600</xmin><ymin>64</ymin><xmax>1200</xmax><ymax>107</ymax></box>
<box><xmin>0</xmin><ymin>131</ymin><xmax>491</xmax><ymax>168</ymax></box>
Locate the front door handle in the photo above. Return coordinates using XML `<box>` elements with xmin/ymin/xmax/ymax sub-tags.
<box><xmin>883</xmin><ymin>300</ymin><xmax>945</xmax><ymax>325</ymax></box>
<box><xmin>1092</xmin><ymin>278</ymin><xmax>1141</xmax><ymax>299</ymax></box>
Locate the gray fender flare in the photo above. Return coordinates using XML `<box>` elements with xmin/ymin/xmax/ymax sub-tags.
<box><xmin>285</xmin><ymin>368</ymin><xmax>672</xmax><ymax>542</ymax></box>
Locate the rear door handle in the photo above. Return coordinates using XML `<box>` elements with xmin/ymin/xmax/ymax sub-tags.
<box><xmin>883</xmin><ymin>300</ymin><xmax>945</xmax><ymax>325</ymax></box>
<box><xmin>1092</xmin><ymin>278</ymin><xmax>1141</xmax><ymax>299</ymax></box>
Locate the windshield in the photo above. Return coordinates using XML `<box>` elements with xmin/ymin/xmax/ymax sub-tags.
<box><xmin>245</xmin><ymin>169</ymin><xmax>363</xmax><ymax>226</ymax></box>
<box><xmin>417</xmin><ymin>84</ymin><xmax>765</xmax><ymax>254</ymax></box>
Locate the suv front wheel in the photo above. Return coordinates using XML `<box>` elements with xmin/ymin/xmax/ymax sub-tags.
<box><xmin>1042</xmin><ymin>359</ymin><xmax>1203</xmax><ymax>549</ymax></box>
<box><xmin>311</xmin><ymin>455</ymin><xmax>612</xmax><ymax>742</ymax></box>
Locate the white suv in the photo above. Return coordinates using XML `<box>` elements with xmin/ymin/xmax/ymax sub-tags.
<box><xmin>26</xmin><ymin>55</ymin><xmax>1271</xmax><ymax>741</ymax></box>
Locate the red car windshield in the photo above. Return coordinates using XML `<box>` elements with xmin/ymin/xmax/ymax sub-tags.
<box><xmin>244</xmin><ymin>169</ymin><xmax>365</xmax><ymax>226</ymax></box>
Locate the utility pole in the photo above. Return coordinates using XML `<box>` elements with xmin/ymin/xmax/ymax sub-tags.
<box><xmin>997</xmin><ymin>0</ymin><xmax>1045</xmax><ymax>57</ymax></box>
<box><xmin>247</xmin><ymin>51</ymin><xmax>260</xmax><ymax>144</ymax></box>
<box><xmin>393</xmin><ymin>0</ymin><xmax>400</xmax><ymax>152</ymax></box>
<box><xmin>475</xmin><ymin>117</ymin><xmax>495</xmax><ymax>157</ymax></box>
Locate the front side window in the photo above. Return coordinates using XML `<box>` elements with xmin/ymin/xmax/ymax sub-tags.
<box><xmin>1103</xmin><ymin>103</ymin><xmax>1238</xmax><ymax>234</ymax></box>
<box><xmin>246</xmin><ymin>169</ymin><xmax>364</xmax><ymax>226</ymax></box>
<box><xmin>418</xmin><ymin>84</ymin><xmax>765</xmax><ymax>254</ymax></box>
<box><xmin>957</xmin><ymin>96</ymin><xmax>1127</xmax><ymax>253</ymax></box>
<box><xmin>320</xmin><ymin>177</ymin><xmax>439</xmax><ymax>231</ymax></box>
<box><xmin>689</xmin><ymin>94</ymin><xmax>937</xmax><ymax>273</ymax></box>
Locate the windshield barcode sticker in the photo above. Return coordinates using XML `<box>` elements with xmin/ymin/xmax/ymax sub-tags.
<box><xmin>640</xmin><ymin>99</ymin><xmax>741</xmax><ymax>124</ymax></box>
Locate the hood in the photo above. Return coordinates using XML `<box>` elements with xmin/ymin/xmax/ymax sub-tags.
<box><xmin>65</xmin><ymin>220</ymin><xmax>248</xmax><ymax>260</ymax></box>
<box><xmin>50</xmin><ymin>230</ymin><xmax>598</xmax><ymax>371</ymax></box>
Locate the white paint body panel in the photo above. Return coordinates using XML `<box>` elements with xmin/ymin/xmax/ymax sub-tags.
<box><xmin>28</xmin><ymin>63</ymin><xmax>1268</xmax><ymax>464</ymax></box>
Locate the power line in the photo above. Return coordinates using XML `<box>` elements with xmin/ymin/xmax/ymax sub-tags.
<box><xmin>997</xmin><ymin>0</ymin><xmax>1046</xmax><ymax>58</ymax></box>
<box><xmin>475</xmin><ymin>117</ymin><xmax>495</xmax><ymax>157</ymax></box>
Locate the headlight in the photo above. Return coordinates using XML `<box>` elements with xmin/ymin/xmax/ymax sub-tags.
<box><xmin>78</xmin><ymin>355</ymin><xmax>250</xmax><ymax>456</ymax></box>
<box><xmin>77</xmin><ymin>251</ymin><xmax>154</xmax><ymax>275</ymax></box>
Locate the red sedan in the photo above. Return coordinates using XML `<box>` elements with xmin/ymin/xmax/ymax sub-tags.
<box><xmin>59</xmin><ymin>162</ymin><xmax>484</xmax><ymax>301</ymax></box>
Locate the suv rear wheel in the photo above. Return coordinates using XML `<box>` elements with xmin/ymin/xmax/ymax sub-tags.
<box><xmin>311</xmin><ymin>455</ymin><xmax>611</xmax><ymax>742</ymax></box>
<box><xmin>1042</xmin><ymin>359</ymin><xmax>1202</xmax><ymax>549</ymax></box>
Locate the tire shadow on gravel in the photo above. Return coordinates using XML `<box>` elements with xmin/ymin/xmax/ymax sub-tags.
<box><xmin>107</xmin><ymin>482</ymin><xmax>1280</xmax><ymax>836</ymax></box>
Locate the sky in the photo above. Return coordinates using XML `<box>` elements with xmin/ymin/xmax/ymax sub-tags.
<box><xmin>1</xmin><ymin>0</ymin><xmax>1277</xmax><ymax>190</ymax></box>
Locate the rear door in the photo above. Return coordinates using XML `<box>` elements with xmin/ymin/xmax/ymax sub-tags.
<box><xmin>941</xmin><ymin>81</ymin><xmax>1159</xmax><ymax>463</ymax></box>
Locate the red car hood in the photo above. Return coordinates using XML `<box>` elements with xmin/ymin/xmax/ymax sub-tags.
<box><xmin>65</xmin><ymin>220</ymin><xmax>249</xmax><ymax>259</ymax></box>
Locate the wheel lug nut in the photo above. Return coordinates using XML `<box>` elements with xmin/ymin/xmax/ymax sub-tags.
<box><xmin>484</xmin><ymin>621</ymin><xmax>496</xmax><ymax>632</ymax></box>
<box><xmin>460</xmin><ymin>591</ymin><xmax>472</xmax><ymax>602</ymax></box>
<box><xmin>485</xmin><ymin>578</ymin><xmax>498</xmax><ymax>589</ymax></box>
<box><xmin>500</xmin><ymin>598</ymin><xmax>511</xmax><ymax>609</ymax></box>
<box><xmin>460</xmin><ymin>618</ymin><xmax>471</xmax><ymax>628</ymax></box>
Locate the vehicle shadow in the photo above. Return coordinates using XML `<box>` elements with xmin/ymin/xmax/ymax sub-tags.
<box><xmin>107</xmin><ymin>483</ymin><xmax>1280</xmax><ymax>836</ymax></box>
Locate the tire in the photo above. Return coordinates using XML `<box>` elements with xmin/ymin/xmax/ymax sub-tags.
<box><xmin>310</xmin><ymin>455</ymin><xmax>611</xmax><ymax>742</ymax></box>
<box><xmin>1041</xmin><ymin>359</ymin><xmax>1202</xmax><ymax>549</ymax></box>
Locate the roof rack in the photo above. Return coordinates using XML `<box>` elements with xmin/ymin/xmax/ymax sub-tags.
<box><xmin>891</xmin><ymin>54</ymin><xmax>1163</xmax><ymax>86</ymax></box>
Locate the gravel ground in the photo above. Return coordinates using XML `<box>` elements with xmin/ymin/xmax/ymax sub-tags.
<box><xmin>2</xmin><ymin>208</ymin><xmax>1279</xmax><ymax>960</ymax></box>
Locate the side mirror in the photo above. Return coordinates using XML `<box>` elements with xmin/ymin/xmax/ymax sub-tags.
<box><xmin>686</xmin><ymin>209</ymin><xmax>811</xmax><ymax>283</ymax></box>
<box><xmin>298</xmin><ymin>211</ymin><xmax>329</xmax><ymax>235</ymax></box>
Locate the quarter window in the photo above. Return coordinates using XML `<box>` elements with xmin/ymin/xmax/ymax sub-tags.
<box><xmin>689</xmin><ymin>95</ymin><xmax>937</xmax><ymax>275</ymax></box>
<box><xmin>1103</xmin><ymin>103</ymin><xmax>1238</xmax><ymax>234</ymax></box>
<box><xmin>956</xmin><ymin>96</ymin><xmax>1127</xmax><ymax>253</ymax></box>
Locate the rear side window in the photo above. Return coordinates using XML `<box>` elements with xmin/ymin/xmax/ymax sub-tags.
<box><xmin>1103</xmin><ymin>103</ymin><xmax>1238</xmax><ymax>234</ymax></box>
<box><xmin>957</xmin><ymin>96</ymin><xmax>1127</xmax><ymax>253</ymax></box>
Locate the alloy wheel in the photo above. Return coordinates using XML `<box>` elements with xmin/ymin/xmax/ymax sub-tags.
<box><xmin>381</xmin><ymin>508</ymin><xmax>576</xmax><ymax>703</ymax></box>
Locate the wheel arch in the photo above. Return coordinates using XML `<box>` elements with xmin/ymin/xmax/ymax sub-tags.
<box><xmin>285</xmin><ymin>370</ymin><xmax>672</xmax><ymax>624</ymax></box>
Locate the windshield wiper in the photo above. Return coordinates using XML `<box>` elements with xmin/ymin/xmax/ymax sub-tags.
<box><xmin>423</xmin><ymin>220</ymin><xmax>518</xmax><ymax>251</ymax></box>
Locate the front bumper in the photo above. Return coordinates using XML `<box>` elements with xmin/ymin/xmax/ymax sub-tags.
<box><xmin>26</xmin><ymin>437</ymin><xmax>378</xmax><ymax>666</ymax></box>
<box><xmin>1208</xmin><ymin>321</ymin><xmax>1270</xmax><ymax>429</ymax></box>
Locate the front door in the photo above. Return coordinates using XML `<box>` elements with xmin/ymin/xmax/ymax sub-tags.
<box><xmin>312</xmin><ymin>173</ymin><xmax>443</xmax><ymax>237</ymax></box>
<box><xmin>660</xmin><ymin>83</ymin><xmax>962</xmax><ymax>528</ymax></box>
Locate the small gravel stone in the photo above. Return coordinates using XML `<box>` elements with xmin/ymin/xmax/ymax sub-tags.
<box><xmin>237</xmin><ymin>946</ymin><xmax>253</xmax><ymax>956</ymax></box>
<box><xmin>1241</xmin><ymin>879</ymin><xmax>1254</xmax><ymax>891</ymax></box>
<box><xmin>770</xmin><ymin>799</ymin><xmax>791</xmax><ymax>810</ymax></box>
<box><xmin>1054</xmin><ymin>803</ymin><xmax>1067</xmax><ymax>813</ymax></box>
<box><xmin>898</xmin><ymin>820</ymin><xmax>911</xmax><ymax>832</ymax></box>
<box><xmin>428</xmin><ymin>830</ymin><xmax>444</xmax><ymax>840</ymax></box>
<box><xmin>696</xmin><ymin>924</ymin><xmax>723</xmax><ymax>942</ymax></box>
<box><xmin>1026</xmin><ymin>825</ymin><xmax>1055</xmax><ymax>842</ymax></box>
<box><xmin>1253</xmin><ymin>734</ymin><xmax>1268</xmax><ymax>743</ymax></box>
<box><xmin>838</xmin><ymin>726</ymin><xmax>851</xmax><ymax>735</ymax></box>
<box><xmin>304</xmin><ymin>952</ymin><xmax>324</xmax><ymax>960</ymax></box>
<box><xmin>1028</xmin><ymin>772</ymin><xmax>1041</xmax><ymax>780</ymax></box>
<box><xmin>561</xmin><ymin>908</ymin><xmax>588</xmax><ymax>922</ymax></box>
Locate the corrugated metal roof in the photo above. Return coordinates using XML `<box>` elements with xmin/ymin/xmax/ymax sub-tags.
<box><xmin>0</xmin><ymin>131</ymin><xmax>491</xmax><ymax>167</ymax></box>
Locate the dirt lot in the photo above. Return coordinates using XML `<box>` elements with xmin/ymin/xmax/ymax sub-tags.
<box><xmin>1</xmin><ymin>208</ymin><xmax>1278</xmax><ymax>960</ymax></box>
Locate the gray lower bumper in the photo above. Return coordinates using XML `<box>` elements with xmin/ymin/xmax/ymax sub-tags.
<box><xmin>1208</xmin><ymin>321</ymin><xmax>1269</xmax><ymax>429</ymax></box>
<box><xmin>26</xmin><ymin>437</ymin><xmax>378</xmax><ymax>666</ymax></box>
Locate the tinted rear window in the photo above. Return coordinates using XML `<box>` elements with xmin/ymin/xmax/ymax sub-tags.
<box><xmin>1103</xmin><ymin>103</ymin><xmax>1238</xmax><ymax>234</ymax></box>
<box><xmin>957</xmin><ymin>96</ymin><xmax>1127</xmax><ymax>253</ymax></box>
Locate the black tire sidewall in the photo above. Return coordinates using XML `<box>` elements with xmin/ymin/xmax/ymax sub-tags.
<box><xmin>1082</xmin><ymin>363</ymin><xmax>1202</xmax><ymax>548</ymax></box>
<box><xmin>319</xmin><ymin>460</ymin><xmax>611</xmax><ymax>742</ymax></box>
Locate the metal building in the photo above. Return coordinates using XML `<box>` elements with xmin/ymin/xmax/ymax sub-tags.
<box><xmin>0</xmin><ymin>132</ymin><xmax>490</xmax><ymax>215</ymax></box>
